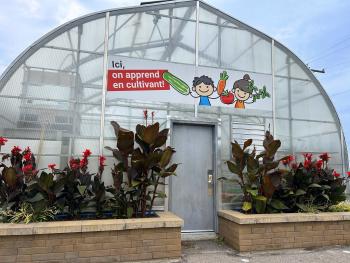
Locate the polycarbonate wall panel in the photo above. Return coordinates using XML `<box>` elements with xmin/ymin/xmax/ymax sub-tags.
<box><xmin>46</xmin><ymin>27</ymin><xmax>79</xmax><ymax>50</ymax></box>
<box><xmin>199</xmin><ymin>6</ymin><xmax>272</xmax><ymax>73</ymax></box>
<box><xmin>0</xmin><ymin>17</ymin><xmax>105</xmax><ymax>171</ymax></box>
<box><xmin>274</xmin><ymin>45</ymin><xmax>344</xmax><ymax>171</ymax></box>
<box><xmin>198</xmin><ymin>22</ymin><xmax>219</xmax><ymax>67</ymax></box>
<box><xmin>108</xmin><ymin>6</ymin><xmax>196</xmax><ymax>64</ymax></box>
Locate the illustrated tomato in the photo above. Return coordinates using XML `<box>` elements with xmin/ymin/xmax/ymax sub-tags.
<box><xmin>220</xmin><ymin>91</ymin><xmax>235</xmax><ymax>104</ymax></box>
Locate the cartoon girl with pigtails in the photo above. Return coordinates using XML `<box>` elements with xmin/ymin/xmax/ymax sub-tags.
<box><xmin>220</xmin><ymin>74</ymin><xmax>270</xmax><ymax>109</ymax></box>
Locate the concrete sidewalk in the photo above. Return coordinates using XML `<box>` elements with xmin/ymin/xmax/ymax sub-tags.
<box><xmin>178</xmin><ymin>240</ymin><xmax>350</xmax><ymax>263</ymax></box>
<box><xmin>130</xmin><ymin>239</ymin><xmax>350</xmax><ymax>263</ymax></box>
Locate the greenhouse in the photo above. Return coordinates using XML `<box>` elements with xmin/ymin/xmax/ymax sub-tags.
<box><xmin>0</xmin><ymin>0</ymin><xmax>348</xmax><ymax>232</ymax></box>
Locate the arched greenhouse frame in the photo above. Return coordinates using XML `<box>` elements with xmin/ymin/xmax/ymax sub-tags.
<box><xmin>0</xmin><ymin>0</ymin><xmax>348</xmax><ymax>231</ymax></box>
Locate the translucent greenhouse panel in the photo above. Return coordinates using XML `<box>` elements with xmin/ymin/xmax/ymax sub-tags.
<box><xmin>45</xmin><ymin>27</ymin><xmax>79</xmax><ymax>50</ymax></box>
<box><xmin>77</xmin><ymin>53</ymin><xmax>104</xmax><ymax>105</ymax></box>
<box><xmin>80</xmin><ymin>17</ymin><xmax>106</xmax><ymax>53</ymax></box>
<box><xmin>275</xmin><ymin>118</ymin><xmax>291</xmax><ymax>153</ymax></box>
<box><xmin>79</xmin><ymin>53</ymin><xmax>104</xmax><ymax>84</ymax></box>
<box><xmin>274</xmin><ymin>46</ymin><xmax>309</xmax><ymax>79</ymax></box>
<box><xmin>291</xmin><ymin>81</ymin><xmax>334</xmax><ymax>122</ymax></box>
<box><xmin>108</xmin><ymin>12</ymin><xmax>170</xmax><ymax>60</ymax></box>
<box><xmin>172</xmin><ymin>6</ymin><xmax>196</xmax><ymax>20</ymax></box>
<box><xmin>275</xmin><ymin>77</ymin><xmax>290</xmax><ymax>118</ymax></box>
<box><xmin>169</xmin><ymin>17</ymin><xmax>196</xmax><ymax>64</ymax></box>
<box><xmin>220</xmin><ymin>26</ymin><xmax>271</xmax><ymax>74</ymax></box>
<box><xmin>108</xmin><ymin>6</ymin><xmax>195</xmax><ymax>65</ymax></box>
<box><xmin>291</xmin><ymin>120</ymin><xmax>342</xmax><ymax>167</ymax></box>
<box><xmin>199</xmin><ymin>6</ymin><xmax>218</xmax><ymax>23</ymax></box>
<box><xmin>25</xmin><ymin>48</ymin><xmax>77</xmax><ymax>71</ymax></box>
<box><xmin>275</xmin><ymin>77</ymin><xmax>334</xmax><ymax>122</ymax></box>
<box><xmin>198</xmin><ymin>22</ymin><xmax>219</xmax><ymax>67</ymax></box>
<box><xmin>0</xmin><ymin>66</ymin><xmax>24</xmax><ymax>97</ymax></box>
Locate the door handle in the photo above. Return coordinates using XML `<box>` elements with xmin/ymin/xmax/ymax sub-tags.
<box><xmin>208</xmin><ymin>170</ymin><xmax>213</xmax><ymax>184</ymax></box>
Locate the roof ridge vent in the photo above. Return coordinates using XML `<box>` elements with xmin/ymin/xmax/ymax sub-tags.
<box><xmin>140</xmin><ymin>0</ymin><xmax>177</xmax><ymax>5</ymax></box>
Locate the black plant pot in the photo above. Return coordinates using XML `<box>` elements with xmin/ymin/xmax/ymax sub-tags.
<box><xmin>55</xmin><ymin>213</ymin><xmax>71</xmax><ymax>221</ymax></box>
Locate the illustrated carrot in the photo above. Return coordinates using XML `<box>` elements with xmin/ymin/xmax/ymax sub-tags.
<box><xmin>217</xmin><ymin>71</ymin><xmax>229</xmax><ymax>95</ymax></box>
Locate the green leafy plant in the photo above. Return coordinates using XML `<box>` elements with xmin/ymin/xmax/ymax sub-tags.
<box><xmin>106</xmin><ymin>120</ymin><xmax>178</xmax><ymax>217</ymax></box>
<box><xmin>220</xmin><ymin>132</ymin><xmax>348</xmax><ymax>214</ymax></box>
<box><xmin>0</xmin><ymin>136</ymin><xmax>117</xmax><ymax>221</ymax></box>
<box><xmin>0</xmin><ymin>202</ymin><xmax>57</xmax><ymax>224</ymax></box>
<box><xmin>328</xmin><ymin>201</ymin><xmax>350</xmax><ymax>212</ymax></box>
<box><xmin>273</xmin><ymin>152</ymin><xmax>348</xmax><ymax>213</ymax></box>
<box><xmin>49</xmin><ymin>151</ymin><xmax>117</xmax><ymax>219</ymax></box>
<box><xmin>219</xmin><ymin>131</ymin><xmax>288</xmax><ymax>213</ymax></box>
<box><xmin>0</xmin><ymin>144</ymin><xmax>37</xmax><ymax>211</ymax></box>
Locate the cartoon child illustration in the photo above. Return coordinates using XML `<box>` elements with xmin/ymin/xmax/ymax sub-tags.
<box><xmin>220</xmin><ymin>74</ymin><xmax>270</xmax><ymax>109</ymax></box>
<box><xmin>189</xmin><ymin>75</ymin><xmax>218</xmax><ymax>106</ymax></box>
<box><xmin>163</xmin><ymin>71</ymin><xmax>228</xmax><ymax>107</ymax></box>
<box><xmin>233</xmin><ymin>74</ymin><xmax>252</xmax><ymax>109</ymax></box>
<box><xmin>162</xmin><ymin>71</ymin><xmax>269</xmax><ymax>109</ymax></box>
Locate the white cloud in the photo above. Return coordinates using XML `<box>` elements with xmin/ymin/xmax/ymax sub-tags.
<box><xmin>55</xmin><ymin>0</ymin><xmax>91</xmax><ymax>24</ymax></box>
<box><xmin>16</xmin><ymin>0</ymin><xmax>40</xmax><ymax>17</ymax></box>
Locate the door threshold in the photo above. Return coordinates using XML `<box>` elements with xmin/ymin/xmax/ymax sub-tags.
<box><xmin>181</xmin><ymin>231</ymin><xmax>217</xmax><ymax>241</ymax></box>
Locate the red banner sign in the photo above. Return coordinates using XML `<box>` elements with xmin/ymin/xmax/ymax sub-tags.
<box><xmin>107</xmin><ymin>69</ymin><xmax>170</xmax><ymax>91</ymax></box>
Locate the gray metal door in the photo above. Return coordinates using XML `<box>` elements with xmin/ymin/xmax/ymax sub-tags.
<box><xmin>170</xmin><ymin>123</ymin><xmax>215</xmax><ymax>232</ymax></box>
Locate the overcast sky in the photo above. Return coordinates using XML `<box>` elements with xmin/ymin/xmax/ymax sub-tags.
<box><xmin>0</xmin><ymin>0</ymin><xmax>349</xmax><ymax>152</ymax></box>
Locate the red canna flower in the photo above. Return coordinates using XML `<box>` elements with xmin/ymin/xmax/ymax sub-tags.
<box><xmin>347</xmin><ymin>172</ymin><xmax>350</xmax><ymax>177</ymax></box>
<box><xmin>151</xmin><ymin>111</ymin><xmax>155</xmax><ymax>124</ymax></box>
<box><xmin>99</xmin><ymin>155</ymin><xmax>106</xmax><ymax>167</ymax></box>
<box><xmin>80</xmin><ymin>157</ymin><xmax>88</xmax><ymax>168</ymax></box>
<box><xmin>48</xmin><ymin>163</ymin><xmax>56</xmax><ymax>170</ymax></box>
<box><xmin>11</xmin><ymin>146</ymin><xmax>22</xmax><ymax>155</ymax></box>
<box><xmin>304</xmin><ymin>159</ymin><xmax>312</xmax><ymax>169</ymax></box>
<box><xmin>83</xmin><ymin>149</ymin><xmax>92</xmax><ymax>158</ymax></box>
<box><xmin>333</xmin><ymin>170</ymin><xmax>341</xmax><ymax>178</ymax></box>
<box><xmin>22</xmin><ymin>164</ymin><xmax>33</xmax><ymax>174</ymax></box>
<box><xmin>315</xmin><ymin>160</ymin><xmax>323</xmax><ymax>170</ymax></box>
<box><xmin>282</xmin><ymin>155</ymin><xmax>294</xmax><ymax>166</ymax></box>
<box><xmin>291</xmin><ymin>163</ymin><xmax>299</xmax><ymax>170</ymax></box>
<box><xmin>143</xmin><ymin>109</ymin><xmax>148</xmax><ymax>125</ymax></box>
<box><xmin>143</xmin><ymin>109</ymin><xmax>148</xmax><ymax>119</ymax></box>
<box><xmin>0</xmin><ymin>137</ymin><xmax>8</xmax><ymax>146</ymax></box>
<box><xmin>319</xmin><ymin>152</ymin><xmax>330</xmax><ymax>162</ymax></box>
<box><xmin>69</xmin><ymin>158</ymin><xmax>80</xmax><ymax>170</ymax></box>
<box><xmin>303</xmin><ymin>153</ymin><xmax>313</xmax><ymax>161</ymax></box>
<box><xmin>23</xmin><ymin>152</ymin><xmax>32</xmax><ymax>161</ymax></box>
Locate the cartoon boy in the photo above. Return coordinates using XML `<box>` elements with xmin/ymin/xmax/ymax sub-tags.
<box><xmin>190</xmin><ymin>75</ymin><xmax>219</xmax><ymax>106</ymax></box>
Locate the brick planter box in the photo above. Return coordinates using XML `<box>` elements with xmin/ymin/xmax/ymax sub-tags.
<box><xmin>218</xmin><ymin>210</ymin><xmax>350</xmax><ymax>252</ymax></box>
<box><xmin>0</xmin><ymin>212</ymin><xmax>183</xmax><ymax>263</ymax></box>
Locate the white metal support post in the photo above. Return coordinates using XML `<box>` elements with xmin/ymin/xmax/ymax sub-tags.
<box><xmin>194</xmin><ymin>0</ymin><xmax>200</xmax><ymax>118</ymax></box>
<box><xmin>271</xmin><ymin>39</ymin><xmax>276</xmax><ymax>137</ymax></box>
<box><xmin>99</xmin><ymin>12</ymin><xmax>110</xmax><ymax>155</ymax></box>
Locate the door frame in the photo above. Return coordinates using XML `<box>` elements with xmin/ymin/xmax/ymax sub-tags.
<box><xmin>165</xmin><ymin>116</ymin><xmax>222</xmax><ymax>233</ymax></box>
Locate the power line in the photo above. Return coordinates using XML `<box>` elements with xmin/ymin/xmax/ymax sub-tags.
<box><xmin>307</xmin><ymin>42</ymin><xmax>350</xmax><ymax>64</ymax></box>
<box><xmin>305</xmin><ymin>33</ymin><xmax>350</xmax><ymax>61</ymax></box>
<box><xmin>329</xmin><ymin>89</ymin><xmax>350</xmax><ymax>97</ymax></box>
